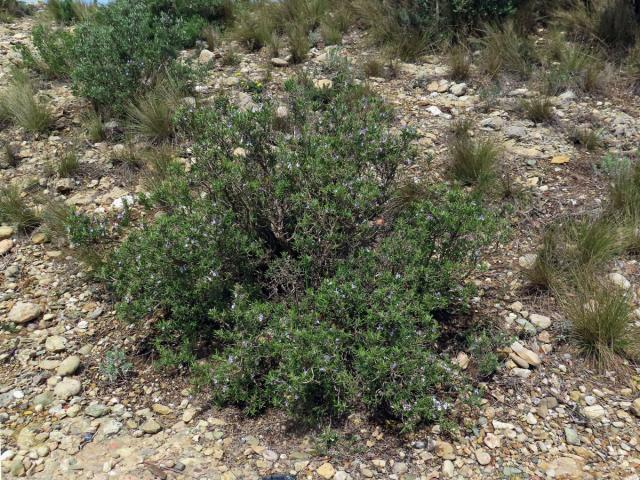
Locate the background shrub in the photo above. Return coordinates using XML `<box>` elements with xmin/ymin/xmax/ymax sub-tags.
<box><xmin>70</xmin><ymin>1</ymin><xmax>186</xmax><ymax>114</ymax></box>
<box><xmin>16</xmin><ymin>25</ymin><xmax>74</xmax><ymax>79</ymax></box>
<box><xmin>354</xmin><ymin>0</ymin><xmax>526</xmax><ymax>59</ymax></box>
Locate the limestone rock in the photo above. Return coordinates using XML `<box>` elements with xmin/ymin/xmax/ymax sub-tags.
<box><xmin>530</xmin><ymin>313</ymin><xmax>551</xmax><ymax>330</ymax></box>
<box><xmin>0</xmin><ymin>238</ymin><xmax>13</xmax><ymax>255</ymax></box>
<box><xmin>511</xmin><ymin>341</ymin><xmax>541</xmax><ymax>367</ymax></box>
<box><xmin>0</xmin><ymin>225</ymin><xmax>13</xmax><ymax>239</ymax></box>
<box><xmin>141</xmin><ymin>418</ymin><xmax>162</xmax><ymax>434</ymax></box>
<box><xmin>475</xmin><ymin>449</ymin><xmax>491</xmax><ymax>465</ymax></box>
<box><xmin>8</xmin><ymin>302</ymin><xmax>42</xmax><ymax>324</ymax></box>
<box><xmin>583</xmin><ymin>404</ymin><xmax>605</xmax><ymax>420</ymax></box>
<box><xmin>54</xmin><ymin>378</ymin><xmax>81</xmax><ymax>400</ymax></box>
<box><xmin>317</xmin><ymin>462</ymin><xmax>336</xmax><ymax>479</ymax></box>
<box><xmin>314</xmin><ymin>79</ymin><xmax>333</xmax><ymax>90</ymax></box>
<box><xmin>518</xmin><ymin>253</ymin><xmax>537</xmax><ymax>269</ymax></box>
<box><xmin>152</xmin><ymin>403</ymin><xmax>172</xmax><ymax>415</ymax></box>
<box><xmin>271</xmin><ymin>57</ymin><xmax>288</xmax><ymax>67</ymax></box>
<box><xmin>435</xmin><ymin>440</ymin><xmax>455</xmax><ymax>459</ymax></box>
<box><xmin>85</xmin><ymin>404</ymin><xmax>110</xmax><ymax>418</ymax></box>
<box><xmin>56</xmin><ymin>356</ymin><xmax>80</xmax><ymax>376</ymax></box>
<box><xmin>608</xmin><ymin>272</ymin><xmax>631</xmax><ymax>289</ymax></box>
<box><xmin>198</xmin><ymin>49</ymin><xmax>215</xmax><ymax>64</ymax></box>
<box><xmin>45</xmin><ymin>335</ymin><xmax>67</xmax><ymax>353</ymax></box>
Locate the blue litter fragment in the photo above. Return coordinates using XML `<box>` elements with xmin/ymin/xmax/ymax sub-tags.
<box><xmin>261</xmin><ymin>476</ymin><xmax>296</xmax><ymax>480</ymax></box>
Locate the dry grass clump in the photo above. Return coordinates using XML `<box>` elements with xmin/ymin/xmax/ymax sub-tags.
<box><xmin>0</xmin><ymin>71</ymin><xmax>52</xmax><ymax>134</ymax></box>
<box><xmin>56</xmin><ymin>151</ymin><xmax>80</xmax><ymax>177</ymax></box>
<box><xmin>520</xmin><ymin>97</ymin><xmax>554</xmax><ymax>124</ymax></box>
<box><xmin>448</xmin><ymin>44</ymin><xmax>471</xmax><ymax>81</ymax></box>
<box><xmin>449</xmin><ymin>120</ymin><xmax>501</xmax><ymax>188</ymax></box>
<box><xmin>568</xmin><ymin>126</ymin><xmax>602</xmax><ymax>151</ymax></box>
<box><xmin>128</xmin><ymin>78</ymin><xmax>180</xmax><ymax>143</ymax></box>
<box><xmin>84</xmin><ymin>110</ymin><xmax>106</xmax><ymax>143</ymax></box>
<box><xmin>140</xmin><ymin>145</ymin><xmax>181</xmax><ymax>193</ymax></box>
<box><xmin>477</xmin><ymin>22</ymin><xmax>537</xmax><ymax>79</ymax></box>
<box><xmin>557</xmin><ymin>273</ymin><xmax>637</xmax><ymax>370</ymax></box>
<box><xmin>202</xmin><ymin>24</ymin><xmax>220</xmax><ymax>51</ymax></box>
<box><xmin>525</xmin><ymin>151</ymin><xmax>640</xmax><ymax>369</ymax></box>
<box><xmin>526</xmin><ymin>216</ymin><xmax>622</xmax><ymax>290</ymax></box>
<box><xmin>0</xmin><ymin>185</ymin><xmax>41</xmax><ymax>233</ymax></box>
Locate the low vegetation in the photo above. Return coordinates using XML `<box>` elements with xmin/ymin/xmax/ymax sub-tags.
<box><xmin>55</xmin><ymin>151</ymin><xmax>80</xmax><ymax>177</ymax></box>
<box><xmin>47</xmin><ymin>0</ymin><xmax>96</xmax><ymax>24</ymax></box>
<box><xmin>102</xmin><ymin>76</ymin><xmax>501</xmax><ymax>429</ymax></box>
<box><xmin>477</xmin><ymin>22</ymin><xmax>537</xmax><ymax>79</ymax></box>
<box><xmin>6</xmin><ymin>0</ymin><xmax>640</xmax><ymax>430</ymax></box>
<box><xmin>559</xmin><ymin>274</ymin><xmax>635</xmax><ymax>369</ymax></box>
<box><xmin>526</xmin><ymin>152</ymin><xmax>640</xmax><ymax>367</ymax></box>
<box><xmin>448</xmin><ymin>44</ymin><xmax>471</xmax><ymax>81</ymax></box>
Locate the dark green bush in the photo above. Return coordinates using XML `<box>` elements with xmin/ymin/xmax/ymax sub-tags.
<box><xmin>597</xmin><ymin>0</ymin><xmax>638</xmax><ymax>52</ymax></box>
<box><xmin>206</xmin><ymin>188</ymin><xmax>498</xmax><ymax>428</ymax></box>
<box><xmin>0</xmin><ymin>0</ymin><xmax>31</xmax><ymax>20</ymax></box>
<box><xmin>107</xmin><ymin>77</ymin><xmax>501</xmax><ymax>428</ymax></box>
<box><xmin>354</xmin><ymin>0</ymin><xmax>525</xmax><ymax>59</ymax></box>
<box><xmin>70</xmin><ymin>1</ymin><xmax>186</xmax><ymax>113</ymax></box>
<box><xmin>16</xmin><ymin>25</ymin><xmax>74</xmax><ymax>79</ymax></box>
<box><xmin>146</xmin><ymin>0</ymin><xmax>234</xmax><ymax>21</ymax></box>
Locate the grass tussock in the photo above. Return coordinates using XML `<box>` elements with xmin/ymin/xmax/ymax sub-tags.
<box><xmin>56</xmin><ymin>151</ymin><xmax>80</xmax><ymax>177</ymax></box>
<box><xmin>608</xmin><ymin>159</ymin><xmax>640</xmax><ymax>219</ymax></box>
<box><xmin>527</xmin><ymin>216</ymin><xmax>622</xmax><ymax>290</ymax></box>
<box><xmin>557</xmin><ymin>273</ymin><xmax>637</xmax><ymax>369</ymax></box>
<box><xmin>449</xmin><ymin>121</ymin><xmax>501</xmax><ymax>187</ymax></box>
<box><xmin>221</xmin><ymin>49</ymin><xmax>240</xmax><ymax>66</ymax></box>
<box><xmin>128</xmin><ymin>78</ymin><xmax>180</xmax><ymax>143</ymax></box>
<box><xmin>140</xmin><ymin>146</ymin><xmax>181</xmax><ymax>193</ymax></box>
<box><xmin>0</xmin><ymin>185</ymin><xmax>41</xmax><ymax>233</ymax></box>
<box><xmin>362</xmin><ymin>56</ymin><xmax>399</xmax><ymax>79</ymax></box>
<box><xmin>541</xmin><ymin>43</ymin><xmax>608</xmax><ymax>95</ymax></box>
<box><xmin>84</xmin><ymin>110</ymin><xmax>106</xmax><ymax>143</ymax></box>
<box><xmin>2</xmin><ymin>142</ymin><xmax>19</xmax><ymax>168</ymax></box>
<box><xmin>568</xmin><ymin>126</ymin><xmax>602</xmax><ymax>151</ymax></box>
<box><xmin>477</xmin><ymin>22</ymin><xmax>537</xmax><ymax>79</ymax></box>
<box><xmin>202</xmin><ymin>24</ymin><xmax>219</xmax><ymax>51</ymax></box>
<box><xmin>520</xmin><ymin>97</ymin><xmax>554</xmax><ymax>124</ymax></box>
<box><xmin>351</xmin><ymin>0</ymin><xmax>429</xmax><ymax>61</ymax></box>
<box><xmin>287</xmin><ymin>24</ymin><xmax>310</xmax><ymax>64</ymax></box>
<box><xmin>39</xmin><ymin>197</ymin><xmax>74</xmax><ymax>242</ymax></box>
<box><xmin>448</xmin><ymin>44</ymin><xmax>471</xmax><ymax>81</ymax></box>
<box><xmin>0</xmin><ymin>71</ymin><xmax>53</xmax><ymax>134</ymax></box>
<box><xmin>47</xmin><ymin>0</ymin><xmax>96</xmax><ymax>24</ymax></box>
<box><xmin>0</xmin><ymin>0</ymin><xmax>30</xmax><ymax>21</ymax></box>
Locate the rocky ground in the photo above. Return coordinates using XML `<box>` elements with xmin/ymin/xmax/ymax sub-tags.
<box><xmin>2</xmin><ymin>10</ymin><xmax>640</xmax><ymax>480</ymax></box>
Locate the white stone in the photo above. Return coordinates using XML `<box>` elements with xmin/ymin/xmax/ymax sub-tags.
<box><xmin>583</xmin><ymin>404</ymin><xmax>605</xmax><ymax>420</ymax></box>
<box><xmin>56</xmin><ymin>356</ymin><xmax>80</xmax><ymax>376</ymax></box>
<box><xmin>54</xmin><ymin>378</ymin><xmax>81</xmax><ymax>400</ymax></box>
<box><xmin>529</xmin><ymin>313</ymin><xmax>551</xmax><ymax>329</ymax></box>
<box><xmin>518</xmin><ymin>253</ymin><xmax>537</xmax><ymax>269</ymax></box>
<box><xmin>608</xmin><ymin>272</ymin><xmax>631</xmax><ymax>289</ymax></box>
<box><xmin>45</xmin><ymin>336</ymin><xmax>67</xmax><ymax>353</ymax></box>
<box><xmin>0</xmin><ymin>238</ymin><xmax>13</xmax><ymax>255</ymax></box>
<box><xmin>198</xmin><ymin>49</ymin><xmax>215</xmax><ymax>64</ymax></box>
